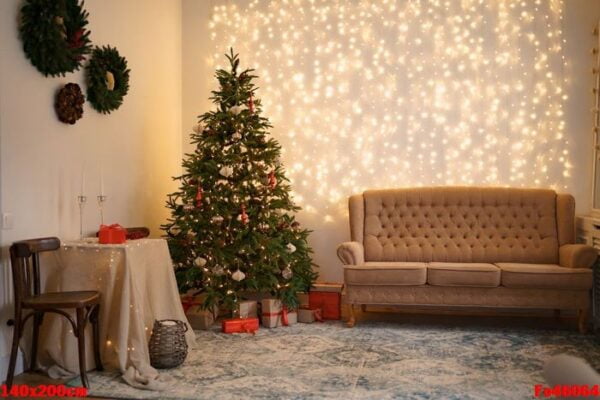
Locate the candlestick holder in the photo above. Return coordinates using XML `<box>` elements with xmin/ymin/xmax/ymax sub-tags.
<box><xmin>77</xmin><ymin>195</ymin><xmax>87</xmax><ymax>240</ymax></box>
<box><xmin>97</xmin><ymin>195</ymin><xmax>108</xmax><ymax>225</ymax></box>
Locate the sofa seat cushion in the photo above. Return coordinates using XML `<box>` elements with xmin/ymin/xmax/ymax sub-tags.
<box><xmin>427</xmin><ymin>262</ymin><xmax>500</xmax><ymax>287</ymax></box>
<box><xmin>496</xmin><ymin>263</ymin><xmax>592</xmax><ymax>290</ymax></box>
<box><xmin>345</xmin><ymin>262</ymin><xmax>426</xmax><ymax>286</ymax></box>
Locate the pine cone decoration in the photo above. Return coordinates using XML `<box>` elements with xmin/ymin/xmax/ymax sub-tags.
<box><xmin>55</xmin><ymin>83</ymin><xmax>85</xmax><ymax>124</ymax></box>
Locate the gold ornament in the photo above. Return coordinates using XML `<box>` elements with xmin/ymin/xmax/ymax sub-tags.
<box><xmin>105</xmin><ymin>71</ymin><xmax>115</xmax><ymax>91</ymax></box>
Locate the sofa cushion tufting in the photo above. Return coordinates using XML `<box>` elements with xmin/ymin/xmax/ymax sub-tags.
<box><xmin>362</xmin><ymin>187</ymin><xmax>559</xmax><ymax>264</ymax></box>
<box><xmin>427</xmin><ymin>262</ymin><xmax>500</xmax><ymax>287</ymax></box>
<box><xmin>496</xmin><ymin>263</ymin><xmax>592</xmax><ymax>290</ymax></box>
<box><xmin>344</xmin><ymin>262</ymin><xmax>427</xmax><ymax>286</ymax></box>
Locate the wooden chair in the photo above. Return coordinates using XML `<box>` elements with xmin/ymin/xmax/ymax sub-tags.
<box><xmin>5</xmin><ymin>237</ymin><xmax>103</xmax><ymax>389</ymax></box>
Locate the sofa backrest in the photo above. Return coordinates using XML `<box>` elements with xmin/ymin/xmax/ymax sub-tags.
<box><xmin>349</xmin><ymin>187</ymin><xmax>576</xmax><ymax>264</ymax></box>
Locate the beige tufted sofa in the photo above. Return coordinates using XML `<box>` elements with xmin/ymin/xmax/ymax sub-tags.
<box><xmin>337</xmin><ymin>187</ymin><xmax>598</xmax><ymax>332</ymax></box>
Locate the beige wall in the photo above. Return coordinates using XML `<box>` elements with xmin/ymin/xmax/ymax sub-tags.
<box><xmin>0</xmin><ymin>0</ymin><xmax>182</xmax><ymax>372</ymax></box>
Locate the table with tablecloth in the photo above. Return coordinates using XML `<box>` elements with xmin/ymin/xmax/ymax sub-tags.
<box><xmin>36</xmin><ymin>238</ymin><xmax>194</xmax><ymax>389</ymax></box>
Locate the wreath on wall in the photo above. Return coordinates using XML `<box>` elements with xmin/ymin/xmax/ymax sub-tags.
<box><xmin>19</xmin><ymin>0</ymin><xmax>92</xmax><ymax>77</ymax></box>
<box><xmin>86</xmin><ymin>46</ymin><xmax>130</xmax><ymax>114</ymax></box>
<box><xmin>55</xmin><ymin>83</ymin><xmax>85</xmax><ymax>124</ymax></box>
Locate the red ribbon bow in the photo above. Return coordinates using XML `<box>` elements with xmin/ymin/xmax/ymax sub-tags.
<box><xmin>241</xmin><ymin>322</ymin><xmax>257</xmax><ymax>335</ymax></box>
<box><xmin>100</xmin><ymin>224</ymin><xmax>125</xmax><ymax>232</ymax></box>
<box><xmin>262</xmin><ymin>306</ymin><xmax>289</xmax><ymax>326</ymax></box>
<box><xmin>300</xmin><ymin>306</ymin><xmax>323</xmax><ymax>322</ymax></box>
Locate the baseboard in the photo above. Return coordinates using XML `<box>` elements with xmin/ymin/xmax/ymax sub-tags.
<box><xmin>0</xmin><ymin>352</ymin><xmax>23</xmax><ymax>383</ymax></box>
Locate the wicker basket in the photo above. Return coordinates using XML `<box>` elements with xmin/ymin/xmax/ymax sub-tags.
<box><xmin>149</xmin><ymin>319</ymin><xmax>188</xmax><ymax>369</ymax></box>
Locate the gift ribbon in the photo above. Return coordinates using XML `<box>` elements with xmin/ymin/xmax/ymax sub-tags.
<box><xmin>300</xmin><ymin>306</ymin><xmax>323</xmax><ymax>322</ymax></box>
<box><xmin>261</xmin><ymin>306</ymin><xmax>289</xmax><ymax>326</ymax></box>
<box><xmin>100</xmin><ymin>223</ymin><xmax>126</xmax><ymax>232</ymax></box>
<box><xmin>181</xmin><ymin>298</ymin><xmax>203</xmax><ymax>313</ymax></box>
<box><xmin>241</xmin><ymin>322</ymin><xmax>257</xmax><ymax>335</ymax></box>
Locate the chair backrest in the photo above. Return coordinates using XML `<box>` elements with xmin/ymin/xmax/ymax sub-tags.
<box><xmin>9</xmin><ymin>237</ymin><xmax>60</xmax><ymax>304</ymax></box>
<box><xmin>348</xmin><ymin>187</ymin><xmax>576</xmax><ymax>264</ymax></box>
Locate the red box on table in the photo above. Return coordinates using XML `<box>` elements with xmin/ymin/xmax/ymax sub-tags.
<box><xmin>309</xmin><ymin>283</ymin><xmax>343</xmax><ymax>320</ymax></box>
<box><xmin>221</xmin><ymin>317</ymin><xmax>259</xmax><ymax>334</ymax></box>
<box><xmin>98</xmin><ymin>224</ymin><xmax>127</xmax><ymax>244</ymax></box>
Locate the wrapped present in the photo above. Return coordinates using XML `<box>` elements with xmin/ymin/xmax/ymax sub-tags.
<box><xmin>180</xmin><ymin>293</ymin><xmax>203</xmax><ymax>313</ymax></box>
<box><xmin>186</xmin><ymin>305</ymin><xmax>215</xmax><ymax>330</ymax></box>
<box><xmin>237</xmin><ymin>300</ymin><xmax>258</xmax><ymax>318</ymax></box>
<box><xmin>222</xmin><ymin>317</ymin><xmax>259</xmax><ymax>334</ymax></box>
<box><xmin>98</xmin><ymin>224</ymin><xmax>127</xmax><ymax>244</ymax></box>
<box><xmin>298</xmin><ymin>306</ymin><xmax>324</xmax><ymax>323</ymax></box>
<box><xmin>297</xmin><ymin>292</ymin><xmax>310</xmax><ymax>307</ymax></box>
<box><xmin>309</xmin><ymin>283</ymin><xmax>343</xmax><ymax>320</ymax></box>
<box><xmin>261</xmin><ymin>299</ymin><xmax>297</xmax><ymax>328</ymax></box>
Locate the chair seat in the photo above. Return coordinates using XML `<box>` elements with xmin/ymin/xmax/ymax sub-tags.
<box><xmin>496</xmin><ymin>263</ymin><xmax>592</xmax><ymax>290</ymax></box>
<box><xmin>23</xmin><ymin>291</ymin><xmax>100</xmax><ymax>309</ymax></box>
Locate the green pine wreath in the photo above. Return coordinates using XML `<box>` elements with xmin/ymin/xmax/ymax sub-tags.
<box><xmin>86</xmin><ymin>46</ymin><xmax>130</xmax><ymax>114</ymax></box>
<box><xmin>19</xmin><ymin>0</ymin><xmax>92</xmax><ymax>77</ymax></box>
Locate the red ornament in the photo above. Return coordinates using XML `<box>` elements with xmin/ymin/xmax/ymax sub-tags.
<box><xmin>239</xmin><ymin>205</ymin><xmax>249</xmax><ymax>225</ymax></box>
<box><xmin>248</xmin><ymin>93</ymin><xmax>255</xmax><ymax>114</ymax></box>
<box><xmin>195</xmin><ymin>185</ymin><xmax>203</xmax><ymax>208</ymax></box>
<box><xmin>268</xmin><ymin>170</ymin><xmax>277</xmax><ymax>189</ymax></box>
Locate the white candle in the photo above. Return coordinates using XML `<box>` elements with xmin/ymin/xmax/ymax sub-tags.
<box><xmin>81</xmin><ymin>163</ymin><xmax>86</xmax><ymax>196</ymax></box>
<box><xmin>99</xmin><ymin>164</ymin><xmax>104</xmax><ymax>196</ymax></box>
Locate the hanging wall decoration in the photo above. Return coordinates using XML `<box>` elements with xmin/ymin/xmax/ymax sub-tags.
<box><xmin>19</xmin><ymin>0</ymin><xmax>92</xmax><ymax>77</ymax></box>
<box><xmin>55</xmin><ymin>83</ymin><xmax>85</xmax><ymax>124</ymax></box>
<box><xmin>85</xmin><ymin>46</ymin><xmax>130</xmax><ymax>114</ymax></box>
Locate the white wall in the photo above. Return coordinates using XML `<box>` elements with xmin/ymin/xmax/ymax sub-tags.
<box><xmin>183</xmin><ymin>0</ymin><xmax>600</xmax><ymax>282</ymax></box>
<box><xmin>0</xmin><ymin>0</ymin><xmax>182</xmax><ymax>374</ymax></box>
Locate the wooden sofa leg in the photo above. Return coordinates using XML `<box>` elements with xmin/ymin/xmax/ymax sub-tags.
<box><xmin>361</xmin><ymin>304</ymin><xmax>367</xmax><ymax>313</ymax></box>
<box><xmin>553</xmin><ymin>309</ymin><xmax>560</xmax><ymax>319</ymax></box>
<box><xmin>578</xmin><ymin>308</ymin><xmax>589</xmax><ymax>334</ymax></box>
<box><xmin>347</xmin><ymin>304</ymin><xmax>356</xmax><ymax>328</ymax></box>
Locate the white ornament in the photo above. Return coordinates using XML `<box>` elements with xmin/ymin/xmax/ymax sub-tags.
<box><xmin>213</xmin><ymin>265</ymin><xmax>225</xmax><ymax>276</ymax></box>
<box><xmin>211</xmin><ymin>216</ymin><xmax>224</xmax><ymax>224</ymax></box>
<box><xmin>194</xmin><ymin>257</ymin><xmax>207</xmax><ymax>267</ymax></box>
<box><xmin>286</xmin><ymin>243</ymin><xmax>297</xmax><ymax>253</ymax></box>
<box><xmin>232</xmin><ymin>269</ymin><xmax>246</xmax><ymax>281</ymax></box>
<box><xmin>232</xmin><ymin>132</ymin><xmax>242</xmax><ymax>141</ymax></box>
<box><xmin>192</xmin><ymin>123</ymin><xmax>204</xmax><ymax>134</ymax></box>
<box><xmin>219</xmin><ymin>166</ymin><xmax>234</xmax><ymax>178</ymax></box>
<box><xmin>230</xmin><ymin>105</ymin><xmax>246</xmax><ymax>115</ymax></box>
<box><xmin>282</xmin><ymin>267</ymin><xmax>293</xmax><ymax>280</ymax></box>
<box><xmin>216</xmin><ymin>179</ymin><xmax>228</xmax><ymax>186</ymax></box>
<box><xmin>170</xmin><ymin>225</ymin><xmax>181</xmax><ymax>235</ymax></box>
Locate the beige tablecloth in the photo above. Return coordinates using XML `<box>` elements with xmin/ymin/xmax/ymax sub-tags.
<box><xmin>37</xmin><ymin>238</ymin><xmax>195</xmax><ymax>388</ymax></box>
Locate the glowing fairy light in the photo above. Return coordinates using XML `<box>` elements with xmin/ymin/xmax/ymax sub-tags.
<box><xmin>207</xmin><ymin>0</ymin><xmax>570</xmax><ymax>218</ymax></box>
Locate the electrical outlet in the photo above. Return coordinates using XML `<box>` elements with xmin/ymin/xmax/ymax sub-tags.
<box><xmin>2</xmin><ymin>213</ymin><xmax>13</xmax><ymax>230</ymax></box>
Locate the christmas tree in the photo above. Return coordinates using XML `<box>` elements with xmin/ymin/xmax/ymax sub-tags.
<box><xmin>163</xmin><ymin>50</ymin><xmax>318</xmax><ymax>312</ymax></box>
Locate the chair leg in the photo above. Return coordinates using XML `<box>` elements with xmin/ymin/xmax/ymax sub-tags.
<box><xmin>76</xmin><ymin>308</ymin><xmax>89</xmax><ymax>388</ymax></box>
<box><xmin>578</xmin><ymin>308</ymin><xmax>589</xmax><ymax>334</ymax></box>
<box><xmin>30</xmin><ymin>312</ymin><xmax>43</xmax><ymax>371</ymax></box>
<box><xmin>347</xmin><ymin>304</ymin><xmax>356</xmax><ymax>328</ymax></box>
<box><xmin>6</xmin><ymin>309</ymin><xmax>22</xmax><ymax>389</ymax></box>
<box><xmin>90</xmin><ymin>305</ymin><xmax>103</xmax><ymax>371</ymax></box>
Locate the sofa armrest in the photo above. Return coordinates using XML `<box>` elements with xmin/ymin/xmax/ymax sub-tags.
<box><xmin>559</xmin><ymin>244</ymin><xmax>598</xmax><ymax>269</ymax></box>
<box><xmin>337</xmin><ymin>242</ymin><xmax>364</xmax><ymax>266</ymax></box>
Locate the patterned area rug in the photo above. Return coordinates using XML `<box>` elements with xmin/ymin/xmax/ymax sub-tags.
<box><xmin>77</xmin><ymin>322</ymin><xmax>600</xmax><ymax>399</ymax></box>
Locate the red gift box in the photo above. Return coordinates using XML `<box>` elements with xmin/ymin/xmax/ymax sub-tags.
<box><xmin>309</xmin><ymin>292</ymin><xmax>341</xmax><ymax>320</ymax></box>
<box><xmin>221</xmin><ymin>317</ymin><xmax>259</xmax><ymax>334</ymax></box>
<box><xmin>98</xmin><ymin>224</ymin><xmax>127</xmax><ymax>244</ymax></box>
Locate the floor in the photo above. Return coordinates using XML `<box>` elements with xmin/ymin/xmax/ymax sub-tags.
<box><xmin>8</xmin><ymin>306</ymin><xmax>589</xmax><ymax>399</ymax></box>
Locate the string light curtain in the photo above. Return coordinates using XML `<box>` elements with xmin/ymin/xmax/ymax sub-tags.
<box><xmin>207</xmin><ymin>0</ymin><xmax>569</xmax><ymax>219</ymax></box>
